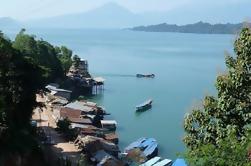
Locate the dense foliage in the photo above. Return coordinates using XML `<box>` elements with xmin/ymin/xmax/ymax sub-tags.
<box><xmin>55</xmin><ymin>46</ymin><xmax>73</xmax><ymax>75</ymax></box>
<box><xmin>56</xmin><ymin>118</ymin><xmax>76</xmax><ymax>140</ymax></box>
<box><xmin>13</xmin><ymin>29</ymin><xmax>73</xmax><ymax>82</ymax></box>
<box><xmin>0</xmin><ymin>31</ymin><xmax>46</xmax><ymax>165</ymax></box>
<box><xmin>183</xmin><ymin>27</ymin><xmax>251</xmax><ymax>165</ymax></box>
<box><xmin>0</xmin><ymin>30</ymin><xmax>75</xmax><ymax>165</ymax></box>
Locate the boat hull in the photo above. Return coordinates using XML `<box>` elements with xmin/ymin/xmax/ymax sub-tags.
<box><xmin>136</xmin><ymin>74</ymin><xmax>155</xmax><ymax>78</ymax></box>
<box><xmin>136</xmin><ymin>100</ymin><xmax>153</xmax><ymax>112</ymax></box>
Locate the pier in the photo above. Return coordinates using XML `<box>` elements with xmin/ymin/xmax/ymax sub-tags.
<box><xmin>92</xmin><ymin>77</ymin><xmax>105</xmax><ymax>94</ymax></box>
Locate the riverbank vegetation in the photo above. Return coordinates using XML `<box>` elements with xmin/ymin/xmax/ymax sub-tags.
<box><xmin>184</xmin><ymin>27</ymin><xmax>251</xmax><ymax>165</ymax></box>
<box><xmin>0</xmin><ymin>29</ymin><xmax>77</xmax><ymax>165</ymax></box>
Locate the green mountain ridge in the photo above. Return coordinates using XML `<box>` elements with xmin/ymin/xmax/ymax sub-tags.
<box><xmin>131</xmin><ymin>21</ymin><xmax>251</xmax><ymax>34</ymax></box>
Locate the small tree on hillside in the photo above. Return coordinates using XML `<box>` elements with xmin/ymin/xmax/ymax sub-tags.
<box><xmin>73</xmin><ymin>55</ymin><xmax>81</xmax><ymax>68</ymax></box>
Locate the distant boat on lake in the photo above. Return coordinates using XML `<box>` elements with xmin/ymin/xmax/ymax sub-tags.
<box><xmin>136</xmin><ymin>99</ymin><xmax>153</xmax><ymax>112</ymax></box>
<box><xmin>136</xmin><ymin>74</ymin><xmax>155</xmax><ymax>78</ymax></box>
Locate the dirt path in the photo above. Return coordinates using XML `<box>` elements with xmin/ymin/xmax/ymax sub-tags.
<box><xmin>32</xmin><ymin>96</ymin><xmax>81</xmax><ymax>165</ymax></box>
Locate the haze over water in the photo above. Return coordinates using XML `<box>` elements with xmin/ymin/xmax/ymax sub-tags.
<box><xmin>6</xmin><ymin>29</ymin><xmax>234</xmax><ymax>159</ymax></box>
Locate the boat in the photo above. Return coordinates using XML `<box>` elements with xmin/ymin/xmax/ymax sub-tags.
<box><xmin>139</xmin><ymin>138</ymin><xmax>156</xmax><ymax>148</ymax></box>
<box><xmin>125</xmin><ymin>137</ymin><xmax>147</xmax><ymax>152</ymax></box>
<box><xmin>125</xmin><ymin>138</ymin><xmax>158</xmax><ymax>159</ymax></box>
<box><xmin>142</xmin><ymin>141</ymin><xmax>158</xmax><ymax>158</ymax></box>
<box><xmin>136</xmin><ymin>99</ymin><xmax>153</xmax><ymax>111</ymax></box>
<box><xmin>139</xmin><ymin>156</ymin><xmax>161</xmax><ymax>166</ymax></box>
<box><xmin>136</xmin><ymin>74</ymin><xmax>155</xmax><ymax>78</ymax></box>
<box><xmin>152</xmin><ymin>159</ymin><xmax>172</xmax><ymax>166</ymax></box>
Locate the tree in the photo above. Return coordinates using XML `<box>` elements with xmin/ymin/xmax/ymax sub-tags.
<box><xmin>0</xmin><ymin>32</ymin><xmax>45</xmax><ymax>165</ymax></box>
<box><xmin>56</xmin><ymin>46</ymin><xmax>73</xmax><ymax>75</ymax></box>
<box><xmin>183</xmin><ymin>27</ymin><xmax>251</xmax><ymax>164</ymax></box>
<box><xmin>73</xmin><ymin>55</ymin><xmax>81</xmax><ymax>68</ymax></box>
<box><xmin>13</xmin><ymin>29</ymin><xmax>64</xmax><ymax>82</ymax></box>
<box><xmin>56</xmin><ymin>118</ymin><xmax>76</xmax><ymax>140</ymax></box>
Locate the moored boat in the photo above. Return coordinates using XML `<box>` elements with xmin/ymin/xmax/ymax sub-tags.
<box><xmin>136</xmin><ymin>99</ymin><xmax>153</xmax><ymax>111</ymax></box>
<box><xmin>136</xmin><ymin>74</ymin><xmax>155</xmax><ymax>78</ymax></box>
<box><xmin>125</xmin><ymin>137</ymin><xmax>147</xmax><ymax>152</ymax></box>
<box><xmin>142</xmin><ymin>141</ymin><xmax>158</xmax><ymax>158</ymax></box>
<box><xmin>140</xmin><ymin>156</ymin><xmax>161</xmax><ymax>166</ymax></box>
<box><xmin>125</xmin><ymin>138</ymin><xmax>158</xmax><ymax>161</ymax></box>
<box><xmin>152</xmin><ymin>159</ymin><xmax>172</xmax><ymax>166</ymax></box>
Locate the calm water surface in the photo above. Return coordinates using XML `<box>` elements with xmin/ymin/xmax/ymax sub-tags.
<box><xmin>6</xmin><ymin>29</ymin><xmax>234</xmax><ymax>159</ymax></box>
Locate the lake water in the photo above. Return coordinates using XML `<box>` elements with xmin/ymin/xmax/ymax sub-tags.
<box><xmin>6</xmin><ymin>29</ymin><xmax>234</xmax><ymax>159</ymax></box>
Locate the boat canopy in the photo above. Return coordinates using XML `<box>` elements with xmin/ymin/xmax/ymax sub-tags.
<box><xmin>136</xmin><ymin>99</ymin><xmax>152</xmax><ymax>108</ymax></box>
<box><xmin>139</xmin><ymin>138</ymin><xmax>156</xmax><ymax>148</ymax></box>
<box><xmin>140</xmin><ymin>156</ymin><xmax>161</xmax><ymax>166</ymax></box>
<box><xmin>125</xmin><ymin>137</ymin><xmax>146</xmax><ymax>151</ymax></box>
<box><xmin>142</xmin><ymin>142</ymin><xmax>158</xmax><ymax>157</ymax></box>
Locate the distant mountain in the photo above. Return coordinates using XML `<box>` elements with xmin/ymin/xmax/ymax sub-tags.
<box><xmin>2</xmin><ymin>2</ymin><xmax>250</xmax><ymax>29</ymax></box>
<box><xmin>131</xmin><ymin>22</ymin><xmax>250</xmax><ymax>34</ymax></box>
<box><xmin>0</xmin><ymin>17</ymin><xmax>21</xmax><ymax>29</ymax></box>
<box><xmin>26</xmin><ymin>2</ymin><xmax>140</xmax><ymax>28</ymax></box>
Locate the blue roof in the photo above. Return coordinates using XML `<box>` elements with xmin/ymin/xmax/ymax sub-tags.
<box><xmin>172</xmin><ymin>158</ymin><xmax>187</xmax><ymax>166</ymax></box>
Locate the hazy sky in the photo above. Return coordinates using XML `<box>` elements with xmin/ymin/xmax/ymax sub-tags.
<box><xmin>0</xmin><ymin>0</ymin><xmax>250</xmax><ymax>20</ymax></box>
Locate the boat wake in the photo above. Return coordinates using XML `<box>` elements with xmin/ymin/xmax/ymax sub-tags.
<box><xmin>95</xmin><ymin>73</ymin><xmax>136</xmax><ymax>78</ymax></box>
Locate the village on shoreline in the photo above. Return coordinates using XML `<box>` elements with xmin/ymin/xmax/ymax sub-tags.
<box><xmin>32</xmin><ymin>58</ymin><xmax>186</xmax><ymax>166</ymax></box>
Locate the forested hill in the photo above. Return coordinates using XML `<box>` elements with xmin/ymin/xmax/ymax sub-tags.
<box><xmin>131</xmin><ymin>21</ymin><xmax>250</xmax><ymax>34</ymax></box>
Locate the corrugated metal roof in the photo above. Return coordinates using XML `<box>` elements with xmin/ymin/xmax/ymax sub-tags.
<box><xmin>60</xmin><ymin>107</ymin><xmax>81</xmax><ymax>119</ymax></box>
<box><xmin>65</xmin><ymin>101</ymin><xmax>94</xmax><ymax>112</ymax></box>
<box><xmin>46</xmin><ymin>85</ymin><xmax>72</xmax><ymax>93</ymax></box>
<box><xmin>101</xmin><ymin>120</ymin><xmax>117</xmax><ymax>125</ymax></box>
<box><xmin>68</xmin><ymin>117</ymin><xmax>92</xmax><ymax>124</ymax></box>
<box><xmin>93</xmin><ymin>77</ymin><xmax>105</xmax><ymax>82</ymax></box>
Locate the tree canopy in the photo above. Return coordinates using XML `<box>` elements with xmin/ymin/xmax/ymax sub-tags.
<box><xmin>12</xmin><ymin>29</ymin><xmax>73</xmax><ymax>82</ymax></box>
<box><xmin>0</xmin><ymin>29</ymin><xmax>76</xmax><ymax>165</ymax></box>
<box><xmin>183</xmin><ymin>27</ymin><xmax>251</xmax><ymax>165</ymax></box>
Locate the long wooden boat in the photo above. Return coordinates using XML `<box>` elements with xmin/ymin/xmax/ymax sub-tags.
<box><xmin>140</xmin><ymin>157</ymin><xmax>161</xmax><ymax>166</ymax></box>
<box><xmin>136</xmin><ymin>99</ymin><xmax>153</xmax><ymax>111</ymax></box>
<box><xmin>152</xmin><ymin>159</ymin><xmax>172</xmax><ymax>166</ymax></box>
<box><xmin>125</xmin><ymin>138</ymin><xmax>158</xmax><ymax>159</ymax></box>
<box><xmin>136</xmin><ymin>74</ymin><xmax>155</xmax><ymax>78</ymax></box>
<box><xmin>142</xmin><ymin>141</ymin><xmax>158</xmax><ymax>158</ymax></box>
